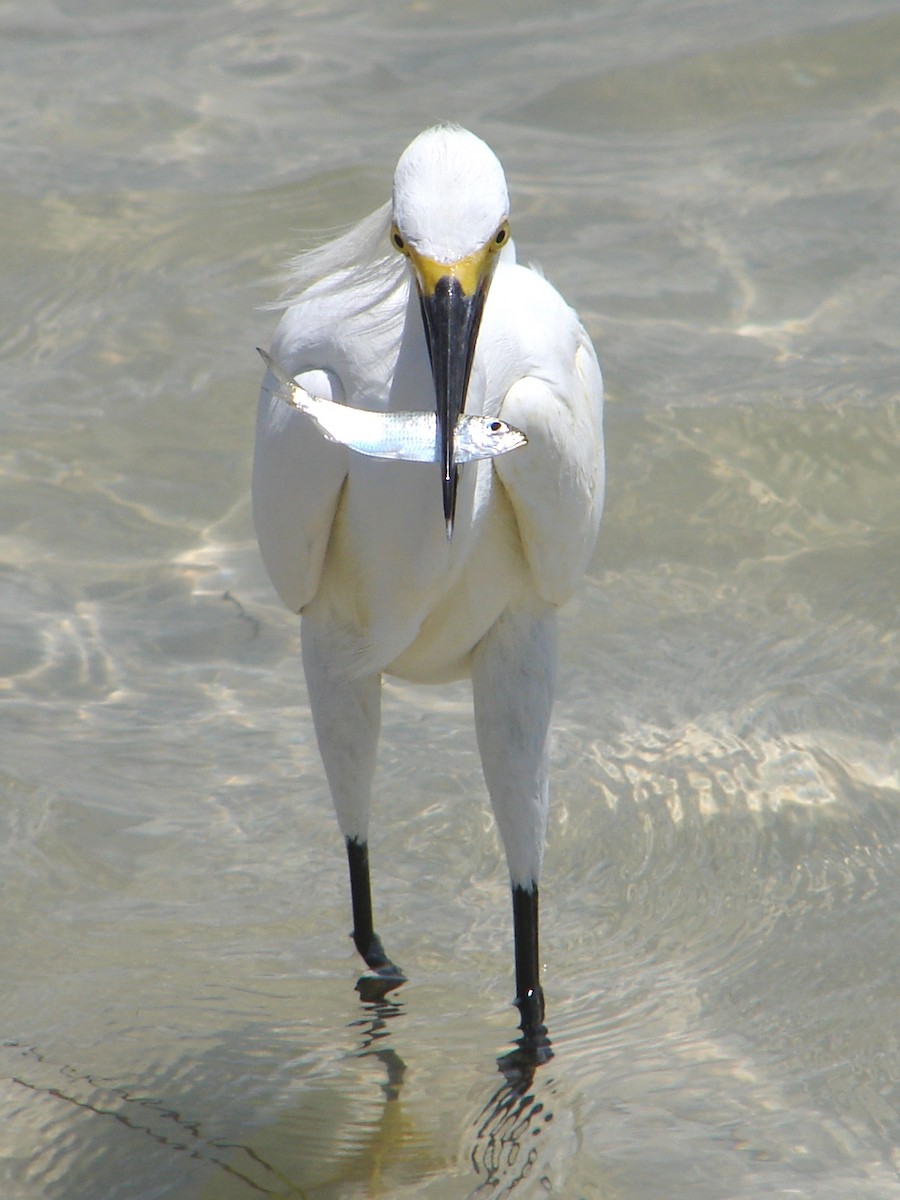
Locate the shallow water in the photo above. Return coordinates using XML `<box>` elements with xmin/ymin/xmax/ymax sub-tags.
<box><xmin>1</xmin><ymin>1</ymin><xmax>899</xmax><ymax>1197</ymax></box>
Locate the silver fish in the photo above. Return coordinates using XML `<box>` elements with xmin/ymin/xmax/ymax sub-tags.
<box><xmin>257</xmin><ymin>348</ymin><xmax>527</xmax><ymax>464</ymax></box>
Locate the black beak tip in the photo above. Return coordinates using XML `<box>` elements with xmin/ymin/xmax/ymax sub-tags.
<box><xmin>442</xmin><ymin>468</ymin><xmax>458</xmax><ymax>539</ymax></box>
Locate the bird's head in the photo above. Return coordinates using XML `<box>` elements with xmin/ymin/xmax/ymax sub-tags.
<box><xmin>390</xmin><ymin>125</ymin><xmax>510</xmax><ymax>536</ymax></box>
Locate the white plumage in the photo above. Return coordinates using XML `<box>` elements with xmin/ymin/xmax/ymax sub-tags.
<box><xmin>253</xmin><ymin>125</ymin><xmax>604</xmax><ymax>1042</ymax></box>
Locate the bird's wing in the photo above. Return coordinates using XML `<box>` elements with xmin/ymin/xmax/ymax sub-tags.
<box><xmin>253</xmin><ymin>232</ymin><xmax>408</xmax><ymax>615</ymax></box>
<box><xmin>252</xmin><ymin>349</ymin><xmax>349</xmax><ymax>614</ymax></box>
<box><xmin>494</xmin><ymin>327</ymin><xmax>605</xmax><ymax>607</ymax></box>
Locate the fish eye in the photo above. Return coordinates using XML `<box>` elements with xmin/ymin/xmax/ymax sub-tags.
<box><xmin>489</xmin><ymin>419</ymin><xmax>503</xmax><ymax>432</ymax></box>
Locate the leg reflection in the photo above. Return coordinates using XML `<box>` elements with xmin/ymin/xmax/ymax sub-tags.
<box><xmin>349</xmin><ymin>991</ymin><xmax>407</xmax><ymax>1102</ymax></box>
<box><xmin>468</xmin><ymin>1036</ymin><xmax>557</xmax><ymax>1196</ymax></box>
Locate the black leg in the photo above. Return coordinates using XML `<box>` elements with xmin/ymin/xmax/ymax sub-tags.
<box><xmin>512</xmin><ymin>884</ymin><xmax>547</xmax><ymax>1042</ymax></box>
<box><xmin>346</xmin><ymin>837</ymin><xmax>405</xmax><ymax>993</ymax></box>
<box><xmin>347</xmin><ymin>836</ymin><xmax>387</xmax><ymax>967</ymax></box>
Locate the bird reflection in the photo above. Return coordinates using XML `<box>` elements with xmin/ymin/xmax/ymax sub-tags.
<box><xmin>341</xmin><ymin>993</ymin><xmax>452</xmax><ymax>1193</ymax></box>
<box><xmin>5</xmin><ymin>1014</ymin><xmax>561</xmax><ymax>1196</ymax></box>
<box><xmin>347</xmin><ymin>995</ymin><xmax>558</xmax><ymax>1196</ymax></box>
<box><xmin>349</xmin><ymin>989</ymin><xmax>407</xmax><ymax>1104</ymax></box>
<box><xmin>469</xmin><ymin>1038</ymin><xmax>557</xmax><ymax>1197</ymax></box>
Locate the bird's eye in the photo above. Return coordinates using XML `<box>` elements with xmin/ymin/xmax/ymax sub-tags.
<box><xmin>391</xmin><ymin>227</ymin><xmax>406</xmax><ymax>252</ymax></box>
<box><xmin>494</xmin><ymin>224</ymin><xmax>509</xmax><ymax>247</ymax></box>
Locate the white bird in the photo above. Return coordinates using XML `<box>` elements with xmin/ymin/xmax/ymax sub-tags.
<box><xmin>252</xmin><ymin>124</ymin><xmax>605</xmax><ymax>1043</ymax></box>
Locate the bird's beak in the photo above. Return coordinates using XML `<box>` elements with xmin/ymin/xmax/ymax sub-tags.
<box><xmin>410</xmin><ymin>246</ymin><xmax>494</xmax><ymax>537</ymax></box>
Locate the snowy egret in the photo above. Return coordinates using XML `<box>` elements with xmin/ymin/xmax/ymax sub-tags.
<box><xmin>252</xmin><ymin>125</ymin><xmax>605</xmax><ymax>1041</ymax></box>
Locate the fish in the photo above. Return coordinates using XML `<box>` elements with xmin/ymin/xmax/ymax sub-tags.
<box><xmin>257</xmin><ymin>347</ymin><xmax>527</xmax><ymax>464</ymax></box>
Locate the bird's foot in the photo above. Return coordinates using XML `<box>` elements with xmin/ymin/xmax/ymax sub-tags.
<box><xmin>355</xmin><ymin>967</ymin><xmax>406</xmax><ymax>1003</ymax></box>
<box><xmin>352</xmin><ymin>929</ymin><xmax>406</xmax><ymax>1001</ymax></box>
<box><xmin>500</xmin><ymin>996</ymin><xmax>553</xmax><ymax>1086</ymax></box>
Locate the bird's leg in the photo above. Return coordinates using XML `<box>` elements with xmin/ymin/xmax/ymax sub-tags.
<box><xmin>472</xmin><ymin>607</ymin><xmax>557</xmax><ymax>1044</ymax></box>
<box><xmin>512</xmin><ymin>882</ymin><xmax>545</xmax><ymax>1038</ymax></box>
<box><xmin>346</xmin><ymin>835</ymin><xmax>391</xmax><ymax>969</ymax></box>
<box><xmin>301</xmin><ymin>618</ymin><xmax>404</xmax><ymax>990</ymax></box>
<box><xmin>346</xmin><ymin>837</ymin><xmax>405</xmax><ymax>998</ymax></box>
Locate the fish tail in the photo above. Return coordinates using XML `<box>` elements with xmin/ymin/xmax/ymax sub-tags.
<box><xmin>257</xmin><ymin>347</ymin><xmax>303</xmax><ymax>410</ymax></box>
